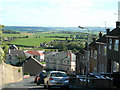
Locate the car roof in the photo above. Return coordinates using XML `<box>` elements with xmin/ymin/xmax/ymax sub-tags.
<box><xmin>50</xmin><ymin>71</ymin><xmax>66</xmax><ymax>74</ymax></box>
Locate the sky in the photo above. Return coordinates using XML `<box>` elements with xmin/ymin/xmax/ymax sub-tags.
<box><xmin>0</xmin><ymin>0</ymin><xmax>120</xmax><ymax>27</ymax></box>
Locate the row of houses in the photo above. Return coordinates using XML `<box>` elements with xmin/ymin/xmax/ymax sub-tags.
<box><xmin>5</xmin><ymin>45</ymin><xmax>76</xmax><ymax>75</ymax></box>
<box><xmin>76</xmin><ymin>21</ymin><xmax>120</xmax><ymax>75</ymax></box>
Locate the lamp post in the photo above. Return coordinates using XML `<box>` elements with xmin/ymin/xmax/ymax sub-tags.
<box><xmin>78</xmin><ymin>26</ymin><xmax>89</xmax><ymax>87</ymax></box>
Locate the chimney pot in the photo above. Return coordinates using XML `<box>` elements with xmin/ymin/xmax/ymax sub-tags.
<box><xmin>93</xmin><ymin>38</ymin><xmax>96</xmax><ymax>42</ymax></box>
<box><xmin>99</xmin><ymin>31</ymin><xmax>102</xmax><ymax>39</ymax></box>
<box><xmin>106</xmin><ymin>28</ymin><xmax>110</xmax><ymax>35</ymax></box>
<box><xmin>116</xmin><ymin>21</ymin><xmax>120</xmax><ymax>28</ymax></box>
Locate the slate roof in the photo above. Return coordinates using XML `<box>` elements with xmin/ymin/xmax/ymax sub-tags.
<box><xmin>9</xmin><ymin>50</ymin><xmax>25</xmax><ymax>57</ymax></box>
<box><xmin>107</xmin><ymin>28</ymin><xmax>120</xmax><ymax>36</ymax></box>
<box><xmin>44</xmin><ymin>52</ymin><xmax>70</xmax><ymax>61</ymax></box>
<box><xmin>96</xmin><ymin>35</ymin><xmax>106</xmax><ymax>43</ymax></box>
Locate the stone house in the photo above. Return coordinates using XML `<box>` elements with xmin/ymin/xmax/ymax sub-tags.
<box><xmin>45</xmin><ymin>51</ymin><xmax>76</xmax><ymax>74</ymax></box>
<box><xmin>5</xmin><ymin>45</ymin><xmax>26</xmax><ymax>66</ymax></box>
<box><xmin>106</xmin><ymin>21</ymin><xmax>120</xmax><ymax>73</ymax></box>
<box><xmin>89</xmin><ymin>38</ymin><xmax>97</xmax><ymax>73</ymax></box>
<box><xmin>76</xmin><ymin>32</ymin><xmax>107</xmax><ymax>74</ymax></box>
<box><xmin>96</xmin><ymin>33</ymin><xmax>107</xmax><ymax>73</ymax></box>
<box><xmin>75</xmin><ymin>50</ymin><xmax>87</xmax><ymax>75</ymax></box>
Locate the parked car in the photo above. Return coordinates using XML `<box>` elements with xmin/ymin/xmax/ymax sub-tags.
<box><xmin>44</xmin><ymin>71</ymin><xmax>69</xmax><ymax>88</ymax></box>
<box><xmin>36</xmin><ymin>71</ymin><xmax>47</xmax><ymax>85</ymax></box>
<box><xmin>34</xmin><ymin>74</ymin><xmax>39</xmax><ymax>83</ymax></box>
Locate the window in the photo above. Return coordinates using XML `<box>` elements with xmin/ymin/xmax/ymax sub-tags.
<box><xmin>113</xmin><ymin>61</ymin><xmax>119</xmax><ymax>72</ymax></box>
<box><xmin>114</xmin><ymin>39</ymin><xmax>119</xmax><ymax>51</ymax></box>
<box><xmin>54</xmin><ymin>59</ymin><xmax>56</xmax><ymax>63</ymax></box>
<box><xmin>67</xmin><ymin>61</ymin><xmax>69</xmax><ymax>64</ymax></box>
<box><xmin>67</xmin><ymin>67</ymin><xmax>69</xmax><ymax>70</ymax></box>
<box><xmin>91</xmin><ymin>49</ymin><xmax>93</xmax><ymax>57</ymax></box>
<box><xmin>103</xmin><ymin>45</ymin><xmax>107</xmax><ymax>56</ymax></box>
<box><xmin>98</xmin><ymin>45</ymin><xmax>101</xmax><ymax>54</ymax></box>
<box><xmin>109</xmin><ymin>39</ymin><xmax>112</xmax><ymax>49</ymax></box>
<box><xmin>88</xmin><ymin>51</ymin><xmax>90</xmax><ymax>58</ymax></box>
<box><xmin>94</xmin><ymin>50</ymin><xmax>97</xmax><ymax>59</ymax></box>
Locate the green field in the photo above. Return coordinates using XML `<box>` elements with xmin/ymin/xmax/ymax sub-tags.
<box><xmin>3</xmin><ymin>32</ymin><xmax>90</xmax><ymax>47</ymax></box>
<box><xmin>3</xmin><ymin>32</ymin><xmax>71</xmax><ymax>47</ymax></box>
<box><xmin>3</xmin><ymin>34</ymin><xmax>26</xmax><ymax>38</ymax></box>
<box><xmin>33</xmin><ymin>32</ymin><xmax>71</xmax><ymax>37</ymax></box>
<box><xmin>8</xmin><ymin>38</ymin><xmax>58</xmax><ymax>47</ymax></box>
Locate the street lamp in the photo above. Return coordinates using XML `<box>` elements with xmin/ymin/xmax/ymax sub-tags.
<box><xmin>78</xmin><ymin>26</ymin><xmax>89</xmax><ymax>87</ymax></box>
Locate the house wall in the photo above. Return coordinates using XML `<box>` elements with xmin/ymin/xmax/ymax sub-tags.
<box><xmin>0</xmin><ymin>62</ymin><xmax>23</xmax><ymax>88</ymax></box>
<box><xmin>97</xmin><ymin>44</ymin><xmax>107</xmax><ymax>73</ymax></box>
<box><xmin>40</xmin><ymin>55</ymin><xmax>44</xmax><ymax>61</ymax></box>
<box><xmin>107</xmin><ymin>38</ymin><xmax>120</xmax><ymax>72</ymax></box>
<box><xmin>24</xmin><ymin>58</ymin><xmax>43</xmax><ymax>76</ymax></box>
<box><xmin>89</xmin><ymin>49</ymin><xmax>97</xmax><ymax>73</ymax></box>
<box><xmin>76</xmin><ymin>53</ymin><xmax>86</xmax><ymax>75</ymax></box>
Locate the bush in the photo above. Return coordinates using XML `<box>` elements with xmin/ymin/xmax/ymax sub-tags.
<box><xmin>18</xmin><ymin>69</ymin><xmax>21</xmax><ymax>72</ymax></box>
<box><xmin>24</xmin><ymin>72</ymin><xmax>30</xmax><ymax>75</ymax></box>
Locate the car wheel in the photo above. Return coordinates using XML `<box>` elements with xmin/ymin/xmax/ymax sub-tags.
<box><xmin>65</xmin><ymin>86</ymin><xmax>69</xmax><ymax>89</ymax></box>
<box><xmin>44</xmin><ymin>84</ymin><xmax>46</xmax><ymax>88</ymax></box>
<box><xmin>37</xmin><ymin>82</ymin><xmax>40</xmax><ymax>85</ymax></box>
<box><xmin>47</xmin><ymin>82</ymin><xmax>50</xmax><ymax>89</ymax></box>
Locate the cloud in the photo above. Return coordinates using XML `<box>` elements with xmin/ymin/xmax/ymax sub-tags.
<box><xmin>1</xmin><ymin>0</ymin><xmax>119</xmax><ymax>27</ymax></box>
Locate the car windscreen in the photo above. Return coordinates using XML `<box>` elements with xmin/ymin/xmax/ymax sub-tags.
<box><xmin>50</xmin><ymin>73</ymin><xmax>67</xmax><ymax>77</ymax></box>
<box><xmin>39</xmin><ymin>72</ymin><xmax>47</xmax><ymax>77</ymax></box>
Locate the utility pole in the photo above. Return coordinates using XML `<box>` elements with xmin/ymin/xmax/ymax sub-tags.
<box><xmin>78</xmin><ymin>26</ymin><xmax>89</xmax><ymax>87</ymax></box>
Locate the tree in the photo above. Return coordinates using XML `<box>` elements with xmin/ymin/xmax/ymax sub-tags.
<box><xmin>0</xmin><ymin>25</ymin><xmax>5</xmax><ymax>29</ymax></box>
<box><xmin>2</xmin><ymin>44</ymin><xmax>9</xmax><ymax>54</ymax></box>
<box><xmin>0</xmin><ymin>25</ymin><xmax>5</xmax><ymax>45</ymax></box>
<box><xmin>0</xmin><ymin>47</ymin><xmax>5</xmax><ymax>63</ymax></box>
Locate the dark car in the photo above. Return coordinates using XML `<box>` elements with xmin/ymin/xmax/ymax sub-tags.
<box><xmin>36</xmin><ymin>71</ymin><xmax>47</xmax><ymax>85</ymax></box>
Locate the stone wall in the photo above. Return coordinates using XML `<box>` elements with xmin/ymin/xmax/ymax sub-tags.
<box><xmin>0</xmin><ymin>61</ymin><xmax>23</xmax><ymax>88</ymax></box>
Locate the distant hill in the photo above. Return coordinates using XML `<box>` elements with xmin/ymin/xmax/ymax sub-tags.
<box><xmin>3</xmin><ymin>26</ymin><xmax>113</xmax><ymax>33</ymax></box>
<box><xmin>2</xmin><ymin>29</ymin><xmax>20</xmax><ymax>34</ymax></box>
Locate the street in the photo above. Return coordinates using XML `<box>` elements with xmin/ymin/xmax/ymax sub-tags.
<box><xmin>2</xmin><ymin>76</ymin><xmax>74</xmax><ymax>90</ymax></box>
<box><xmin>2</xmin><ymin>76</ymin><xmax>45</xmax><ymax>90</ymax></box>
<box><xmin>2</xmin><ymin>76</ymin><xmax>118</xmax><ymax>90</ymax></box>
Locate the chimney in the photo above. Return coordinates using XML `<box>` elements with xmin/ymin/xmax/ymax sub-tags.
<box><xmin>93</xmin><ymin>38</ymin><xmax>96</xmax><ymax>43</ymax></box>
<box><xmin>67</xmin><ymin>52</ymin><xmax>70</xmax><ymax>57</ymax></box>
<box><xmin>99</xmin><ymin>31</ymin><xmax>102</xmax><ymax>39</ymax></box>
<box><xmin>116</xmin><ymin>21</ymin><xmax>120</xmax><ymax>28</ymax></box>
<box><xmin>106</xmin><ymin>28</ymin><xmax>110</xmax><ymax>35</ymax></box>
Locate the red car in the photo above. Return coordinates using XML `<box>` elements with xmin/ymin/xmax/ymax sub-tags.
<box><xmin>34</xmin><ymin>72</ymin><xmax>47</xmax><ymax>85</ymax></box>
<box><xmin>34</xmin><ymin>74</ymin><xmax>39</xmax><ymax>83</ymax></box>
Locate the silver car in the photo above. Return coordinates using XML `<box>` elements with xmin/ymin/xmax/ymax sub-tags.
<box><xmin>44</xmin><ymin>71</ymin><xmax>69</xmax><ymax>88</ymax></box>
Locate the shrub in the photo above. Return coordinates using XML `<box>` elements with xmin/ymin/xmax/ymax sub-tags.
<box><xmin>24</xmin><ymin>72</ymin><xmax>30</xmax><ymax>75</ymax></box>
<box><xmin>18</xmin><ymin>69</ymin><xmax>21</xmax><ymax>72</ymax></box>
